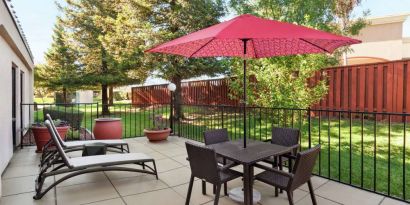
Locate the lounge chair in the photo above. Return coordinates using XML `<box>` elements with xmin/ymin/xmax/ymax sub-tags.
<box><xmin>41</xmin><ymin>114</ymin><xmax>130</xmax><ymax>165</ymax></box>
<box><xmin>34</xmin><ymin>120</ymin><xmax>158</xmax><ymax>200</ymax></box>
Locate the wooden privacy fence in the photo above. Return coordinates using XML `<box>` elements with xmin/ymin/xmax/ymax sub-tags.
<box><xmin>311</xmin><ymin>60</ymin><xmax>410</xmax><ymax>120</ymax></box>
<box><xmin>132</xmin><ymin>60</ymin><xmax>410</xmax><ymax>116</ymax></box>
<box><xmin>132</xmin><ymin>78</ymin><xmax>239</xmax><ymax>105</ymax></box>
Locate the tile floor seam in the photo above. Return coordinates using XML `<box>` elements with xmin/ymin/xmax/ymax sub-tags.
<box><xmin>119</xmin><ymin>186</ymin><xmax>171</xmax><ymax>198</ymax></box>
<box><xmin>103</xmin><ymin>172</ymin><xmax>127</xmax><ymax>205</ymax></box>
<box><xmin>1</xmin><ymin>191</ymin><xmax>37</xmax><ymax>198</ymax></box>
<box><xmin>313</xmin><ymin>179</ymin><xmax>329</xmax><ymax>190</ymax></box>
<box><xmin>53</xmin><ymin>170</ymin><xmax>58</xmax><ymax>205</ymax></box>
<box><xmin>79</xmin><ymin>197</ymin><xmax>123</xmax><ymax>205</ymax></box>
<box><xmin>378</xmin><ymin>197</ymin><xmax>386</xmax><ymax>205</ymax></box>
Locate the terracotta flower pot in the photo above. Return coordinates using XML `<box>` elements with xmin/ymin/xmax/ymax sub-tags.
<box><xmin>93</xmin><ymin>118</ymin><xmax>123</xmax><ymax>139</ymax></box>
<box><xmin>144</xmin><ymin>128</ymin><xmax>171</xmax><ymax>141</ymax></box>
<box><xmin>32</xmin><ymin>126</ymin><xmax>70</xmax><ymax>153</ymax></box>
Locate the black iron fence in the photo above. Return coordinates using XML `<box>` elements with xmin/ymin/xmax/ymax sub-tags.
<box><xmin>20</xmin><ymin>103</ymin><xmax>171</xmax><ymax>145</ymax></box>
<box><xmin>20</xmin><ymin>102</ymin><xmax>410</xmax><ymax>202</ymax></box>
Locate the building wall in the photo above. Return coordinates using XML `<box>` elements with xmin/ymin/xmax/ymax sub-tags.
<box><xmin>347</xmin><ymin>14</ymin><xmax>410</xmax><ymax>65</ymax></box>
<box><xmin>0</xmin><ymin>0</ymin><xmax>34</xmax><ymax>197</ymax></box>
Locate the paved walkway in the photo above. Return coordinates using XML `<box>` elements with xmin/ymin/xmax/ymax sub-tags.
<box><xmin>0</xmin><ymin>136</ymin><xmax>407</xmax><ymax>205</ymax></box>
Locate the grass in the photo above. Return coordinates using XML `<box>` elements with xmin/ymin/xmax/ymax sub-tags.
<box><xmin>29</xmin><ymin>104</ymin><xmax>410</xmax><ymax>201</ymax></box>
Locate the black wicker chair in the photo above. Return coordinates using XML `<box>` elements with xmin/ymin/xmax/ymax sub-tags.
<box><xmin>263</xmin><ymin>127</ymin><xmax>300</xmax><ymax>195</ymax></box>
<box><xmin>185</xmin><ymin>141</ymin><xmax>242</xmax><ymax>205</ymax></box>
<box><xmin>264</xmin><ymin>127</ymin><xmax>300</xmax><ymax>171</ymax></box>
<box><xmin>203</xmin><ymin>128</ymin><xmax>238</xmax><ymax>195</ymax></box>
<box><xmin>255</xmin><ymin>145</ymin><xmax>321</xmax><ymax>205</ymax></box>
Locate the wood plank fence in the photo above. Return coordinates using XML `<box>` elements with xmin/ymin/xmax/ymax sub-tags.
<box><xmin>132</xmin><ymin>60</ymin><xmax>410</xmax><ymax>116</ymax></box>
<box><xmin>131</xmin><ymin>78</ymin><xmax>239</xmax><ymax>105</ymax></box>
<box><xmin>311</xmin><ymin>60</ymin><xmax>410</xmax><ymax>120</ymax></box>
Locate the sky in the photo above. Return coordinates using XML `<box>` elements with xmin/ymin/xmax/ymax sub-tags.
<box><xmin>9</xmin><ymin>0</ymin><xmax>410</xmax><ymax>66</ymax></box>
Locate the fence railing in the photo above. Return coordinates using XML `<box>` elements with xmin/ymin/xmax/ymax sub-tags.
<box><xmin>20</xmin><ymin>102</ymin><xmax>410</xmax><ymax>202</ymax></box>
<box><xmin>177</xmin><ymin>104</ymin><xmax>410</xmax><ymax>202</ymax></box>
<box><xmin>20</xmin><ymin>103</ymin><xmax>171</xmax><ymax>145</ymax></box>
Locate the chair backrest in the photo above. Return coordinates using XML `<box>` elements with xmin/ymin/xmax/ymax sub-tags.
<box><xmin>203</xmin><ymin>128</ymin><xmax>229</xmax><ymax>145</ymax></box>
<box><xmin>289</xmin><ymin>145</ymin><xmax>321</xmax><ymax>190</ymax></box>
<box><xmin>46</xmin><ymin>114</ymin><xmax>67</xmax><ymax>147</ymax></box>
<box><xmin>271</xmin><ymin>127</ymin><xmax>300</xmax><ymax>147</ymax></box>
<box><xmin>185</xmin><ymin>141</ymin><xmax>220</xmax><ymax>184</ymax></box>
<box><xmin>44</xmin><ymin>120</ymin><xmax>72</xmax><ymax>168</ymax></box>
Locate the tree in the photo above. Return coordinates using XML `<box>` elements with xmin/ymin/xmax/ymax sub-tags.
<box><xmin>58</xmin><ymin>0</ymin><xmax>151</xmax><ymax>114</ymax></box>
<box><xmin>227</xmin><ymin>0</ymin><xmax>367</xmax><ymax>108</ymax></box>
<box><xmin>145</xmin><ymin>0</ymin><xmax>228</xmax><ymax>120</ymax></box>
<box><xmin>35</xmin><ymin>18</ymin><xmax>81</xmax><ymax>103</ymax></box>
<box><xmin>333</xmin><ymin>0</ymin><xmax>368</xmax><ymax>65</ymax></box>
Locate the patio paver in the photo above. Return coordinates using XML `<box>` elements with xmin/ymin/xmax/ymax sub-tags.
<box><xmin>0</xmin><ymin>136</ymin><xmax>405</xmax><ymax>205</ymax></box>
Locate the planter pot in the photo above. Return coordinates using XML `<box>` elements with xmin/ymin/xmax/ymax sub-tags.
<box><xmin>144</xmin><ymin>128</ymin><xmax>171</xmax><ymax>141</ymax></box>
<box><xmin>93</xmin><ymin>118</ymin><xmax>122</xmax><ymax>140</ymax></box>
<box><xmin>32</xmin><ymin>126</ymin><xmax>70</xmax><ymax>153</ymax></box>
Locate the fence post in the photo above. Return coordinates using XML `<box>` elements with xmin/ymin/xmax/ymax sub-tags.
<box><xmin>308</xmin><ymin>108</ymin><xmax>311</xmax><ymax>149</ymax></box>
<box><xmin>221</xmin><ymin>106</ymin><xmax>224</xmax><ymax>128</ymax></box>
<box><xmin>96</xmin><ymin>102</ymin><xmax>99</xmax><ymax>118</ymax></box>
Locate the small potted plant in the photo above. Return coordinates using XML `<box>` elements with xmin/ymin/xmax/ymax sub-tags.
<box><xmin>31</xmin><ymin>120</ymin><xmax>70</xmax><ymax>153</ymax></box>
<box><xmin>144</xmin><ymin>115</ymin><xmax>171</xmax><ymax>141</ymax></box>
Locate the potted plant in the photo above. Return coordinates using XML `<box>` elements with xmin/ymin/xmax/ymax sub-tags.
<box><xmin>31</xmin><ymin>120</ymin><xmax>70</xmax><ymax>153</ymax></box>
<box><xmin>144</xmin><ymin>115</ymin><xmax>171</xmax><ymax>141</ymax></box>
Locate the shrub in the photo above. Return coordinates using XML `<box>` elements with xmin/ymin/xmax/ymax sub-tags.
<box><xmin>43</xmin><ymin>106</ymin><xmax>84</xmax><ymax>130</ymax></box>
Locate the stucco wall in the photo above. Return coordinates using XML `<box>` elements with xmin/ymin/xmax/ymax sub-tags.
<box><xmin>349</xmin><ymin>40</ymin><xmax>404</xmax><ymax>61</ymax></box>
<box><xmin>355</xmin><ymin>22</ymin><xmax>403</xmax><ymax>42</ymax></box>
<box><xmin>0</xmin><ymin>0</ymin><xmax>34</xmax><ymax>197</ymax></box>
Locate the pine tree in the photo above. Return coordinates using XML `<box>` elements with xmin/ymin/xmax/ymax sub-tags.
<box><xmin>59</xmin><ymin>0</ymin><xmax>151</xmax><ymax>114</ymax></box>
<box><xmin>35</xmin><ymin>18</ymin><xmax>81</xmax><ymax>103</ymax></box>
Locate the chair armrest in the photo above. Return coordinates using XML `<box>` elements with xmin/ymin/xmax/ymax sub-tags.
<box><xmin>218</xmin><ymin>161</ymin><xmax>239</xmax><ymax>171</ymax></box>
<box><xmin>254</xmin><ymin>163</ymin><xmax>293</xmax><ymax>178</ymax></box>
<box><xmin>282</xmin><ymin>153</ymin><xmax>297</xmax><ymax>160</ymax></box>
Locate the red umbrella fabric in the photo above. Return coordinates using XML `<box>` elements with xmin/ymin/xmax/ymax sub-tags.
<box><xmin>147</xmin><ymin>14</ymin><xmax>361</xmax><ymax>58</ymax></box>
<box><xmin>147</xmin><ymin>14</ymin><xmax>360</xmax><ymax>149</ymax></box>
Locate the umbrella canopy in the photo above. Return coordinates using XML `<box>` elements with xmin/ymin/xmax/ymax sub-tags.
<box><xmin>147</xmin><ymin>14</ymin><xmax>361</xmax><ymax>58</ymax></box>
<box><xmin>147</xmin><ymin>14</ymin><xmax>361</xmax><ymax>148</ymax></box>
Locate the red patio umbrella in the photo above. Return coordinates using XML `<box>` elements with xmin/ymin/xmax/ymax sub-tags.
<box><xmin>147</xmin><ymin>14</ymin><xmax>361</xmax><ymax>148</ymax></box>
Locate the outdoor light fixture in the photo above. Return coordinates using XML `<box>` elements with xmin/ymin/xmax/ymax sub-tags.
<box><xmin>167</xmin><ymin>83</ymin><xmax>176</xmax><ymax>92</ymax></box>
<box><xmin>167</xmin><ymin>83</ymin><xmax>176</xmax><ymax>133</ymax></box>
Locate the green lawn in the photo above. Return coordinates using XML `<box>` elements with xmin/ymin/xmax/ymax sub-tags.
<box><xmin>29</xmin><ymin>104</ymin><xmax>410</xmax><ymax>201</ymax></box>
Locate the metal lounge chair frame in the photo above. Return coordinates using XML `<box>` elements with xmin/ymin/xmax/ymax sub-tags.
<box><xmin>40</xmin><ymin>114</ymin><xmax>130</xmax><ymax>166</ymax></box>
<box><xmin>34</xmin><ymin>120</ymin><xmax>158</xmax><ymax>200</ymax></box>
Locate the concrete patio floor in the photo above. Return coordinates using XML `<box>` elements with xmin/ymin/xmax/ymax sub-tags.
<box><xmin>0</xmin><ymin>136</ymin><xmax>407</xmax><ymax>205</ymax></box>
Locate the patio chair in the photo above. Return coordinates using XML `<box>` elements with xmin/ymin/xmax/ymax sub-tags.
<box><xmin>185</xmin><ymin>141</ymin><xmax>242</xmax><ymax>205</ymax></box>
<box><xmin>263</xmin><ymin>127</ymin><xmax>300</xmax><ymax>195</ymax></box>
<box><xmin>41</xmin><ymin>114</ymin><xmax>130</xmax><ymax>165</ymax></box>
<box><xmin>34</xmin><ymin>120</ymin><xmax>158</xmax><ymax>200</ymax></box>
<box><xmin>203</xmin><ymin>128</ymin><xmax>239</xmax><ymax>195</ymax></box>
<box><xmin>254</xmin><ymin>145</ymin><xmax>321</xmax><ymax>205</ymax></box>
<box><xmin>264</xmin><ymin>127</ymin><xmax>300</xmax><ymax>170</ymax></box>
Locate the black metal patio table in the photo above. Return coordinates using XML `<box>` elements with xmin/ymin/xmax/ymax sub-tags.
<box><xmin>207</xmin><ymin>139</ymin><xmax>292</xmax><ymax>205</ymax></box>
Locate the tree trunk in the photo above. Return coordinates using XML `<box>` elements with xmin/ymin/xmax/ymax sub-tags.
<box><xmin>171</xmin><ymin>76</ymin><xmax>183</xmax><ymax>121</ymax></box>
<box><xmin>109</xmin><ymin>86</ymin><xmax>114</xmax><ymax>105</ymax></box>
<box><xmin>63</xmin><ymin>87</ymin><xmax>67</xmax><ymax>104</ymax></box>
<box><xmin>101</xmin><ymin>47</ymin><xmax>110</xmax><ymax>115</ymax></box>
<box><xmin>101</xmin><ymin>84</ymin><xmax>110</xmax><ymax>115</ymax></box>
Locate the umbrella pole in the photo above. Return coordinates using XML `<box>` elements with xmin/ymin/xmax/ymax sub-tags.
<box><xmin>242</xmin><ymin>39</ymin><xmax>249</xmax><ymax>148</ymax></box>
